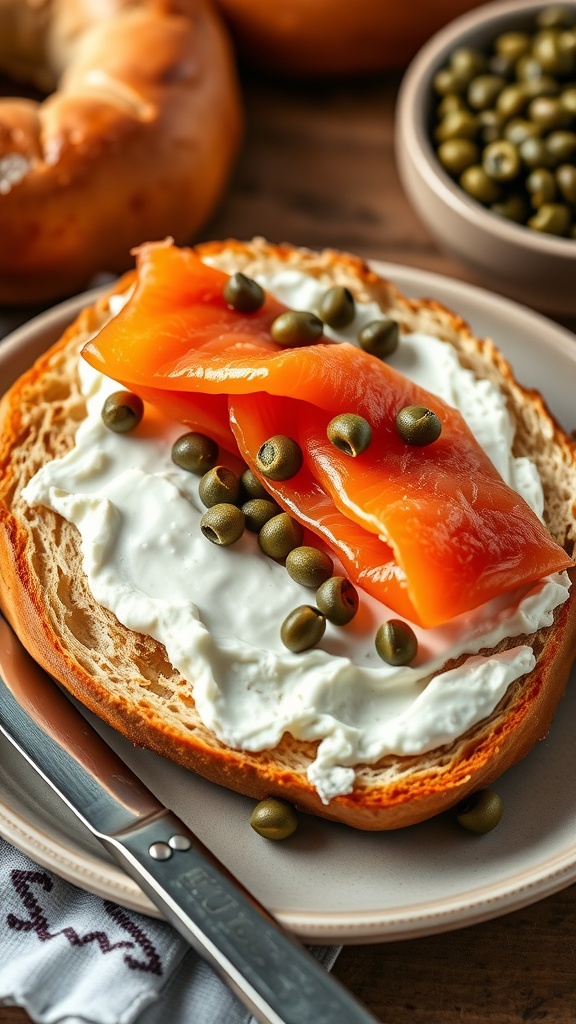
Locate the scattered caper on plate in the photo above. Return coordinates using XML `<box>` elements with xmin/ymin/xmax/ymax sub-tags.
<box><xmin>455</xmin><ymin>789</ymin><xmax>503</xmax><ymax>834</ymax></box>
<box><xmin>250</xmin><ymin>797</ymin><xmax>299</xmax><ymax>840</ymax></box>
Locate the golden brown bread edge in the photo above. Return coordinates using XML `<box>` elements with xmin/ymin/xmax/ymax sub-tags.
<box><xmin>1</xmin><ymin>238</ymin><xmax>576</xmax><ymax>830</ymax></box>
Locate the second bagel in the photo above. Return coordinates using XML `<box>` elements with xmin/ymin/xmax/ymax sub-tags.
<box><xmin>0</xmin><ymin>0</ymin><xmax>243</xmax><ymax>304</ymax></box>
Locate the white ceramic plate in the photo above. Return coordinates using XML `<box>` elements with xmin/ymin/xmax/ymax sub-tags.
<box><xmin>2</xmin><ymin>263</ymin><xmax>576</xmax><ymax>946</ymax></box>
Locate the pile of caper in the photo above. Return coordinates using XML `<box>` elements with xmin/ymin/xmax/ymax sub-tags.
<box><xmin>455</xmin><ymin>788</ymin><xmax>503</xmax><ymax>833</ymax></box>
<box><xmin>432</xmin><ymin>4</ymin><xmax>576</xmax><ymax>237</ymax></box>
<box><xmin>248</xmin><ymin>787</ymin><xmax>504</xmax><ymax>841</ymax></box>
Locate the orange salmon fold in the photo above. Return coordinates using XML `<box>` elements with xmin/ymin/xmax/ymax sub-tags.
<box><xmin>83</xmin><ymin>241</ymin><xmax>572</xmax><ymax>627</ymax></box>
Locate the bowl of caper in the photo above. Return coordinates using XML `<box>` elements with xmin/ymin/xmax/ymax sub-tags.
<box><xmin>395</xmin><ymin>0</ymin><xmax>576</xmax><ymax>316</ymax></box>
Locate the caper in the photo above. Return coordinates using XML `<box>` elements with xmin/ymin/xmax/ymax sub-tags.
<box><xmin>357</xmin><ymin>317</ymin><xmax>400</xmax><ymax>358</ymax></box>
<box><xmin>241</xmin><ymin>497</ymin><xmax>281</xmax><ymax>532</ymax></box>
<box><xmin>556</xmin><ymin>162</ymin><xmax>576</xmax><ymax>202</ymax></box>
<box><xmin>527</xmin><ymin>202</ymin><xmax>571</xmax><ymax>234</ymax></box>
<box><xmin>482</xmin><ymin>139</ymin><xmax>521</xmax><ymax>181</ymax></box>
<box><xmin>437</xmin><ymin>93</ymin><xmax>467</xmax><ymax>117</ymax></box>
<box><xmin>528</xmin><ymin>95</ymin><xmax>570</xmax><ymax>130</ymax></box>
<box><xmin>433</xmin><ymin>67</ymin><xmax>467</xmax><ymax>96</ymax></box>
<box><xmin>533</xmin><ymin>26</ymin><xmax>575</xmax><ymax>74</ymax></box>
<box><xmin>256</xmin><ymin>434</ymin><xmax>303</xmax><ymax>481</ymax></box>
<box><xmin>101</xmin><ymin>390</ymin><xmax>144</xmax><ymax>433</ymax></box>
<box><xmin>270</xmin><ymin>310</ymin><xmax>324</xmax><ymax>347</ymax></box>
<box><xmin>396</xmin><ymin>405</ymin><xmax>442</xmax><ymax>446</ymax></box>
<box><xmin>516</xmin><ymin>54</ymin><xmax>545</xmax><ymax>82</ymax></box>
<box><xmin>519</xmin><ymin>136</ymin><xmax>554</xmax><ymax>168</ymax></box>
<box><xmin>200</xmin><ymin>503</ymin><xmax>245</xmax><ymax>546</ymax></box>
<box><xmin>223</xmin><ymin>272</ymin><xmax>265</xmax><ymax>313</ymax></box>
<box><xmin>467</xmin><ymin>73</ymin><xmax>506</xmax><ymax>110</ymax></box>
<box><xmin>316</xmin><ymin>576</ymin><xmax>359</xmax><ymax>625</ymax></box>
<box><xmin>560</xmin><ymin>85</ymin><xmax>576</xmax><ymax>115</ymax></box>
<box><xmin>437</xmin><ymin>138</ymin><xmax>480</xmax><ymax>175</ymax></box>
<box><xmin>375</xmin><ymin>619</ymin><xmax>418</xmax><ymax>666</ymax></box>
<box><xmin>429</xmin><ymin>8</ymin><xmax>576</xmax><ymax>238</ymax></box>
<box><xmin>455</xmin><ymin>789</ymin><xmax>503</xmax><ymax>834</ymax></box>
<box><xmin>477</xmin><ymin>109</ymin><xmax>504</xmax><ymax>145</ymax></box>
<box><xmin>171</xmin><ymin>431</ymin><xmax>219</xmax><ymax>475</ymax></box>
<box><xmin>435</xmin><ymin>109</ymin><xmax>478</xmax><ymax>142</ymax></box>
<box><xmin>285</xmin><ymin>545</ymin><xmax>334</xmax><ymax>588</ymax></box>
<box><xmin>250</xmin><ymin>797</ymin><xmax>298</xmax><ymax>840</ymax></box>
<box><xmin>280</xmin><ymin>605</ymin><xmax>326</xmax><ymax>652</ymax></box>
<box><xmin>258</xmin><ymin>512</ymin><xmax>303</xmax><ymax>559</ymax></box>
<box><xmin>198</xmin><ymin>466</ymin><xmax>241</xmax><ymax>508</ymax></box>
<box><xmin>494</xmin><ymin>30</ymin><xmax>531</xmax><ymax>63</ymax></box>
<box><xmin>240</xmin><ymin>467</ymin><xmax>269</xmax><ymax>501</ymax></box>
<box><xmin>459</xmin><ymin>164</ymin><xmax>502</xmax><ymax>204</ymax></box>
<box><xmin>546</xmin><ymin>129</ymin><xmax>576</xmax><ymax>162</ymax></box>
<box><xmin>450</xmin><ymin>47</ymin><xmax>487</xmax><ymax>81</ymax></box>
<box><xmin>560</xmin><ymin>27</ymin><xmax>576</xmax><ymax>60</ymax></box>
<box><xmin>318</xmin><ymin>286</ymin><xmax>356</xmax><ymax>329</ymax></box>
<box><xmin>326</xmin><ymin>413</ymin><xmax>372</xmax><ymax>457</ymax></box>
<box><xmin>526</xmin><ymin>166</ymin><xmax>557</xmax><ymax>207</ymax></box>
<box><xmin>495</xmin><ymin>82</ymin><xmax>528</xmax><ymax>119</ymax></box>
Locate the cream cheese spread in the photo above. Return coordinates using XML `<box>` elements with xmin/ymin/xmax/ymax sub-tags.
<box><xmin>22</xmin><ymin>272</ymin><xmax>570</xmax><ymax>803</ymax></box>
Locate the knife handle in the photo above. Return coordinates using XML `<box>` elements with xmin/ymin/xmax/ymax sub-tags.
<box><xmin>104</xmin><ymin>810</ymin><xmax>378</xmax><ymax>1024</ymax></box>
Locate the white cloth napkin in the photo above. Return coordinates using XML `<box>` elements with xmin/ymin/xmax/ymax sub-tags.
<box><xmin>0</xmin><ymin>838</ymin><xmax>340</xmax><ymax>1024</ymax></box>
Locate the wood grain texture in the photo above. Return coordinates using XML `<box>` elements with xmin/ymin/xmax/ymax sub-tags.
<box><xmin>2</xmin><ymin>67</ymin><xmax>576</xmax><ymax>1024</ymax></box>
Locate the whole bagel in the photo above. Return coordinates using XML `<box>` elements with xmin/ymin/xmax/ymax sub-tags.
<box><xmin>213</xmin><ymin>0</ymin><xmax>486</xmax><ymax>77</ymax></box>
<box><xmin>0</xmin><ymin>0</ymin><xmax>243</xmax><ymax>304</ymax></box>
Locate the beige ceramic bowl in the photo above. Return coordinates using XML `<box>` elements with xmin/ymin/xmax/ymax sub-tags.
<box><xmin>395</xmin><ymin>0</ymin><xmax>576</xmax><ymax>317</ymax></box>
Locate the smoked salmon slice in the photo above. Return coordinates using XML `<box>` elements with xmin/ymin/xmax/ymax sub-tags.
<box><xmin>83</xmin><ymin>241</ymin><xmax>572</xmax><ymax>628</ymax></box>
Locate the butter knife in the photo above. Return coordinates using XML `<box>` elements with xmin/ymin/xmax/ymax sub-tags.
<box><xmin>0</xmin><ymin>614</ymin><xmax>378</xmax><ymax>1024</ymax></box>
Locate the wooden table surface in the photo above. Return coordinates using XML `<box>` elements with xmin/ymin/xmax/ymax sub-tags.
<box><xmin>2</xmin><ymin>68</ymin><xmax>576</xmax><ymax>1024</ymax></box>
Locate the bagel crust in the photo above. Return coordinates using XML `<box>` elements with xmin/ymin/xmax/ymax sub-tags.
<box><xmin>1</xmin><ymin>238</ymin><xmax>576</xmax><ymax>830</ymax></box>
<box><xmin>0</xmin><ymin>0</ymin><xmax>242</xmax><ymax>304</ymax></box>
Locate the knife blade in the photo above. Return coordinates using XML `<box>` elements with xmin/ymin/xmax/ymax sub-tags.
<box><xmin>0</xmin><ymin>614</ymin><xmax>379</xmax><ymax>1024</ymax></box>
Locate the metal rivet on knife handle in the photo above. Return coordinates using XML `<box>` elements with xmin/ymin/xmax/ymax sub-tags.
<box><xmin>149</xmin><ymin>841</ymin><xmax>172</xmax><ymax>861</ymax></box>
<box><xmin>169</xmin><ymin>834</ymin><xmax>193</xmax><ymax>851</ymax></box>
